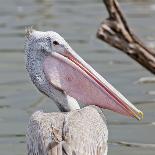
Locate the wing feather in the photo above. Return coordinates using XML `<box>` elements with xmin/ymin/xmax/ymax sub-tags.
<box><xmin>26</xmin><ymin>106</ymin><xmax>108</xmax><ymax>155</ymax></box>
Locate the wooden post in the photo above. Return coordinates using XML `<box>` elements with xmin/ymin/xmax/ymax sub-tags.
<box><xmin>97</xmin><ymin>0</ymin><xmax>155</xmax><ymax>74</ymax></box>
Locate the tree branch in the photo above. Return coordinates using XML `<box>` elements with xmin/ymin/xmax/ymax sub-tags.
<box><xmin>97</xmin><ymin>0</ymin><xmax>155</xmax><ymax>74</ymax></box>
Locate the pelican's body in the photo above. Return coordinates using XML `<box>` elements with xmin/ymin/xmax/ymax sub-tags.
<box><xmin>25</xmin><ymin>29</ymin><xmax>143</xmax><ymax>155</ymax></box>
<box><xmin>27</xmin><ymin>106</ymin><xmax>108</xmax><ymax>155</ymax></box>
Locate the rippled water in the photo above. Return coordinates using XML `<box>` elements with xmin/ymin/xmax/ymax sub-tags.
<box><xmin>0</xmin><ymin>0</ymin><xmax>155</xmax><ymax>154</ymax></box>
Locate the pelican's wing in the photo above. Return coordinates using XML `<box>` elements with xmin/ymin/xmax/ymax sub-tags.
<box><xmin>26</xmin><ymin>111</ymin><xmax>65</xmax><ymax>155</ymax></box>
<box><xmin>61</xmin><ymin>106</ymin><xmax>108</xmax><ymax>155</ymax></box>
<box><xmin>26</xmin><ymin>106</ymin><xmax>108</xmax><ymax>155</ymax></box>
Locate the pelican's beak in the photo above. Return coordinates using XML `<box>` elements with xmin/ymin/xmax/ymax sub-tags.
<box><xmin>44</xmin><ymin>47</ymin><xmax>143</xmax><ymax>120</ymax></box>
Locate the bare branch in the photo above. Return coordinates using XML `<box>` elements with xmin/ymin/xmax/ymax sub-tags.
<box><xmin>97</xmin><ymin>0</ymin><xmax>155</xmax><ymax>74</ymax></box>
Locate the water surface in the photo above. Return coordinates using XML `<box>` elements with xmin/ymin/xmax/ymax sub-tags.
<box><xmin>0</xmin><ymin>0</ymin><xmax>155</xmax><ymax>154</ymax></box>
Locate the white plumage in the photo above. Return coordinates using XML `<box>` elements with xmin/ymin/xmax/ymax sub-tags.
<box><xmin>26</xmin><ymin>106</ymin><xmax>108</xmax><ymax>155</ymax></box>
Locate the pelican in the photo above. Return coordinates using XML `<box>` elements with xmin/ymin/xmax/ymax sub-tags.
<box><xmin>25</xmin><ymin>28</ymin><xmax>143</xmax><ymax>155</ymax></box>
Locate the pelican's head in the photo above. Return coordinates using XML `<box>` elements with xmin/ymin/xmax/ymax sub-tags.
<box><xmin>25</xmin><ymin>29</ymin><xmax>143</xmax><ymax>120</ymax></box>
<box><xmin>25</xmin><ymin>28</ymin><xmax>72</xmax><ymax>56</ymax></box>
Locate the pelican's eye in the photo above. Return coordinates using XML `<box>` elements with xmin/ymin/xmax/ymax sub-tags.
<box><xmin>53</xmin><ymin>40</ymin><xmax>59</xmax><ymax>46</ymax></box>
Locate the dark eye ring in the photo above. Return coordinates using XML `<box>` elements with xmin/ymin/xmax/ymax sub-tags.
<box><xmin>53</xmin><ymin>40</ymin><xmax>59</xmax><ymax>45</ymax></box>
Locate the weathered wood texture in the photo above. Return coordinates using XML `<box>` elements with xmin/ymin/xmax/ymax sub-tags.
<box><xmin>97</xmin><ymin>0</ymin><xmax>155</xmax><ymax>74</ymax></box>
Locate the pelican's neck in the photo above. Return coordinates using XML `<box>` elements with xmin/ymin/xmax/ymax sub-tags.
<box><xmin>65</xmin><ymin>95</ymin><xmax>80</xmax><ymax>111</ymax></box>
<box><xmin>25</xmin><ymin>47</ymin><xmax>80</xmax><ymax>112</ymax></box>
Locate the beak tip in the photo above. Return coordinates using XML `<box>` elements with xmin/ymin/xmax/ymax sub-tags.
<box><xmin>136</xmin><ymin>110</ymin><xmax>144</xmax><ymax>121</ymax></box>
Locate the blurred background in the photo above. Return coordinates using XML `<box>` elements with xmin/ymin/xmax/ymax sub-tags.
<box><xmin>0</xmin><ymin>0</ymin><xmax>155</xmax><ymax>154</ymax></box>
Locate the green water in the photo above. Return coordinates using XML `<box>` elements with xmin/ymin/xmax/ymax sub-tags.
<box><xmin>0</xmin><ymin>0</ymin><xmax>155</xmax><ymax>154</ymax></box>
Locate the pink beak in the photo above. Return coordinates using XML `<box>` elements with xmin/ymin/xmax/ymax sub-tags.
<box><xmin>43</xmin><ymin>47</ymin><xmax>143</xmax><ymax>120</ymax></box>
